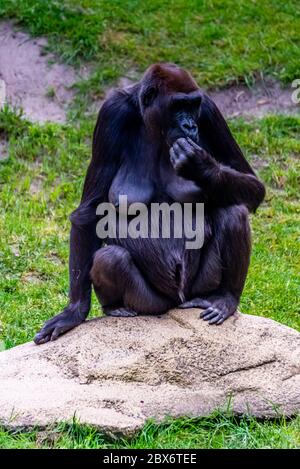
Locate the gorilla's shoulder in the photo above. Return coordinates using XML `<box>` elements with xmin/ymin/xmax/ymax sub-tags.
<box><xmin>103</xmin><ymin>83</ymin><xmax>140</xmax><ymax>113</ymax></box>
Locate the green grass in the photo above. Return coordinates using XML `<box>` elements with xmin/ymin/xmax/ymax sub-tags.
<box><xmin>0</xmin><ymin>0</ymin><xmax>299</xmax><ymax>103</ymax></box>
<box><xmin>0</xmin><ymin>0</ymin><xmax>300</xmax><ymax>450</ymax></box>
<box><xmin>0</xmin><ymin>110</ymin><xmax>299</xmax><ymax>448</ymax></box>
<box><xmin>1</xmin><ymin>413</ymin><xmax>300</xmax><ymax>449</ymax></box>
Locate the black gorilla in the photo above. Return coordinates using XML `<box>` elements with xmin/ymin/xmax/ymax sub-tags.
<box><xmin>34</xmin><ymin>63</ymin><xmax>265</xmax><ymax>344</ymax></box>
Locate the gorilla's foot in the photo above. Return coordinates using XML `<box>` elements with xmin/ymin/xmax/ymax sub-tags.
<box><xmin>199</xmin><ymin>293</ymin><xmax>238</xmax><ymax>325</ymax></box>
<box><xmin>105</xmin><ymin>307</ymin><xmax>138</xmax><ymax>318</ymax></box>
<box><xmin>179</xmin><ymin>297</ymin><xmax>212</xmax><ymax>309</ymax></box>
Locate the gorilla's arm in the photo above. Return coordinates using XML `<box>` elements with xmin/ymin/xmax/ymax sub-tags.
<box><xmin>170</xmin><ymin>137</ymin><xmax>265</xmax><ymax>212</ymax></box>
<box><xmin>34</xmin><ymin>90</ymin><xmax>134</xmax><ymax>344</ymax></box>
<box><xmin>170</xmin><ymin>93</ymin><xmax>265</xmax><ymax>212</ymax></box>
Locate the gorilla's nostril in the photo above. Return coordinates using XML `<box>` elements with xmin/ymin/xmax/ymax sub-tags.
<box><xmin>182</xmin><ymin>121</ymin><xmax>197</xmax><ymax>133</ymax></box>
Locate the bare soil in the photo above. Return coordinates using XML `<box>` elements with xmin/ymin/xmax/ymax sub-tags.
<box><xmin>0</xmin><ymin>21</ymin><xmax>78</xmax><ymax>123</ymax></box>
<box><xmin>0</xmin><ymin>137</ymin><xmax>8</xmax><ymax>160</ymax></box>
<box><xmin>209</xmin><ymin>82</ymin><xmax>299</xmax><ymax>118</ymax></box>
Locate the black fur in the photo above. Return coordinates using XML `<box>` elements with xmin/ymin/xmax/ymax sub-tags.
<box><xmin>34</xmin><ymin>63</ymin><xmax>265</xmax><ymax>344</ymax></box>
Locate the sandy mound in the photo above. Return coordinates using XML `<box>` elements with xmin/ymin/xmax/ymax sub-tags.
<box><xmin>0</xmin><ymin>309</ymin><xmax>299</xmax><ymax>436</ymax></box>
<box><xmin>0</xmin><ymin>21</ymin><xmax>78</xmax><ymax>123</ymax></box>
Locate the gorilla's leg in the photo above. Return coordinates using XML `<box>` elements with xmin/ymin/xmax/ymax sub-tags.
<box><xmin>181</xmin><ymin>205</ymin><xmax>251</xmax><ymax>324</ymax></box>
<box><xmin>90</xmin><ymin>245</ymin><xmax>174</xmax><ymax>316</ymax></box>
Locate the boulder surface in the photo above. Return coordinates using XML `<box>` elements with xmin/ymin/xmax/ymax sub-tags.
<box><xmin>0</xmin><ymin>309</ymin><xmax>299</xmax><ymax>436</ymax></box>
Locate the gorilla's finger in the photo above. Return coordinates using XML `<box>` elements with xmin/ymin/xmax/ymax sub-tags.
<box><xmin>50</xmin><ymin>324</ymin><xmax>71</xmax><ymax>341</ymax></box>
<box><xmin>176</xmin><ymin>138</ymin><xmax>193</xmax><ymax>152</ymax></box>
<box><xmin>170</xmin><ymin>147</ymin><xmax>176</xmax><ymax>164</ymax></box>
<box><xmin>209</xmin><ymin>314</ymin><xmax>223</xmax><ymax>325</ymax></box>
<box><xmin>34</xmin><ymin>333</ymin><xmax>51</xmax><ymax>345</ymax></box>
<box><xmin>199</xmin><ymin>307</ymin><xmax>214</xmax><ymax>318</ymax></box>
<box><xmin>216</xmin><ymin>318</ymin><xmax>225</xmax><ymax>325</ymax></box>
<box><xmin>187</xmin><ymin>137</ymin><xmax>202</xmax><ymax>150</ymax></box>
<box><xmin>172</xmin><ymin>142</ymin><xmax>181</xmax><ymax>155</ymax></box>
<box><xmin>202</xmin><ymin>311</ymin><xmax>219</xmax><ymax>321</ymax></box>
<box><xmin>178</xmin><ymin>153</ymin><xmax>187</xmax><ymax>162</ymax></box>
<box><xmin>176</xmin><ymin>137</ymin><xmax>188</xmax><ymax>146</ymax></box>
<box><xmin>35</xmin><ymin>323</ymin><xmax>54</xmax><ymax>336</ymax></box>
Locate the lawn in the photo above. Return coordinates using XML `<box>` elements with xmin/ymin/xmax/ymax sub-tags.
<box><xmin>0</xmin><ymin>0</ymin><xmax>300</xmax><ymax>103</ymax></box>
<box><xmin>0</xmin><ymin>0</ymin><xmax>299</xmax><ymax>450</ymax></box>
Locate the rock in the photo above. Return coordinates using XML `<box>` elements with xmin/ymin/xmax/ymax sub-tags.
<box><xmin>0</xmin><ymin>310</ymin><xmax>299</xmax><ymax>436</ymax></box>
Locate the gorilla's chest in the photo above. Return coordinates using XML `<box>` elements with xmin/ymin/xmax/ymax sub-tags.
<box><xmin>160</xmin><ymin>161</ymin><xmax>202</xmax><ymax>203</ymax></box>
<box><xmin>108</xmin><ymin>154</ymin><xmax>202</xmax><ymax>207</ymax></box>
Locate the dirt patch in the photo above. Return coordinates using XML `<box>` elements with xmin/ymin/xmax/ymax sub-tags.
<box><xmin>0</xmin><ymin>21</ymin><xmax>79</xmax><ymax>123</ymax></box>
<box><xmin>0</xmin><ymin>21</ymin><xmax>298</xmax><ymax>122</ymax></box>
<box><xmin>10</xmin><ymin>244</ymin><xmax>21</xmax><ymax>257</ymax></box>
<box><xmin>209</xmin><ymin>81</ymin><xmax>299</xmax><ymax>118</ymax></box>
<box><xmin>21</xmin><ymin>272</ymin><xmax>42</xmax><ymax>284</ymax></box>
<box><xmin>46</xmin><ymin>252</ymin><xmax>63</xmax><ymax>265</ymax></box>
<box><xmin>29</xmin><ymin>176</ymin><xmax>44</xmax><ymax>195</ymax></box>
<box><xmin>0</xmin><ymin>137</ymin><xmax>8</xmax><ymax>160</ymax></box>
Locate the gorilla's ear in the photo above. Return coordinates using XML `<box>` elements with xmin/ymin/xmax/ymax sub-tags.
<box><xmin>141</xmin><ymin>85</ymin><xmax>158</xmax><ymax>108</ymax></box>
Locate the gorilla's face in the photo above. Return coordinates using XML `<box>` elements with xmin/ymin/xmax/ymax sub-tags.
<box><xmin>140</xmin><ymin>86</ymin><xmax>201</xmax><ymax>147</ymax></box>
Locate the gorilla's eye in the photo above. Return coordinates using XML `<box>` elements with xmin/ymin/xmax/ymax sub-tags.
<box><xmin>142</xmin><ymin>86</ymin><xmax>158</xmax><ymax>107</ymax></box>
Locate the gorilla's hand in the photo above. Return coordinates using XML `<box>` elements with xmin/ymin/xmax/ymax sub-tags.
<box><xmin>170</xmin><ymin>137</ymin><xmax>218</xmax><ymax>181</ymax></box>
<box><xmin>34</xmin><ymin>303</ymin><xmax>86</xmax><ymax>345</ymax></box>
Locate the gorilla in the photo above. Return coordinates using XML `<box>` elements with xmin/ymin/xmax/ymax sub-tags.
<box><xmin>34</xmin><ymin>63</ymin><xmax>265</xmax><ymax>344</ymax></box>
